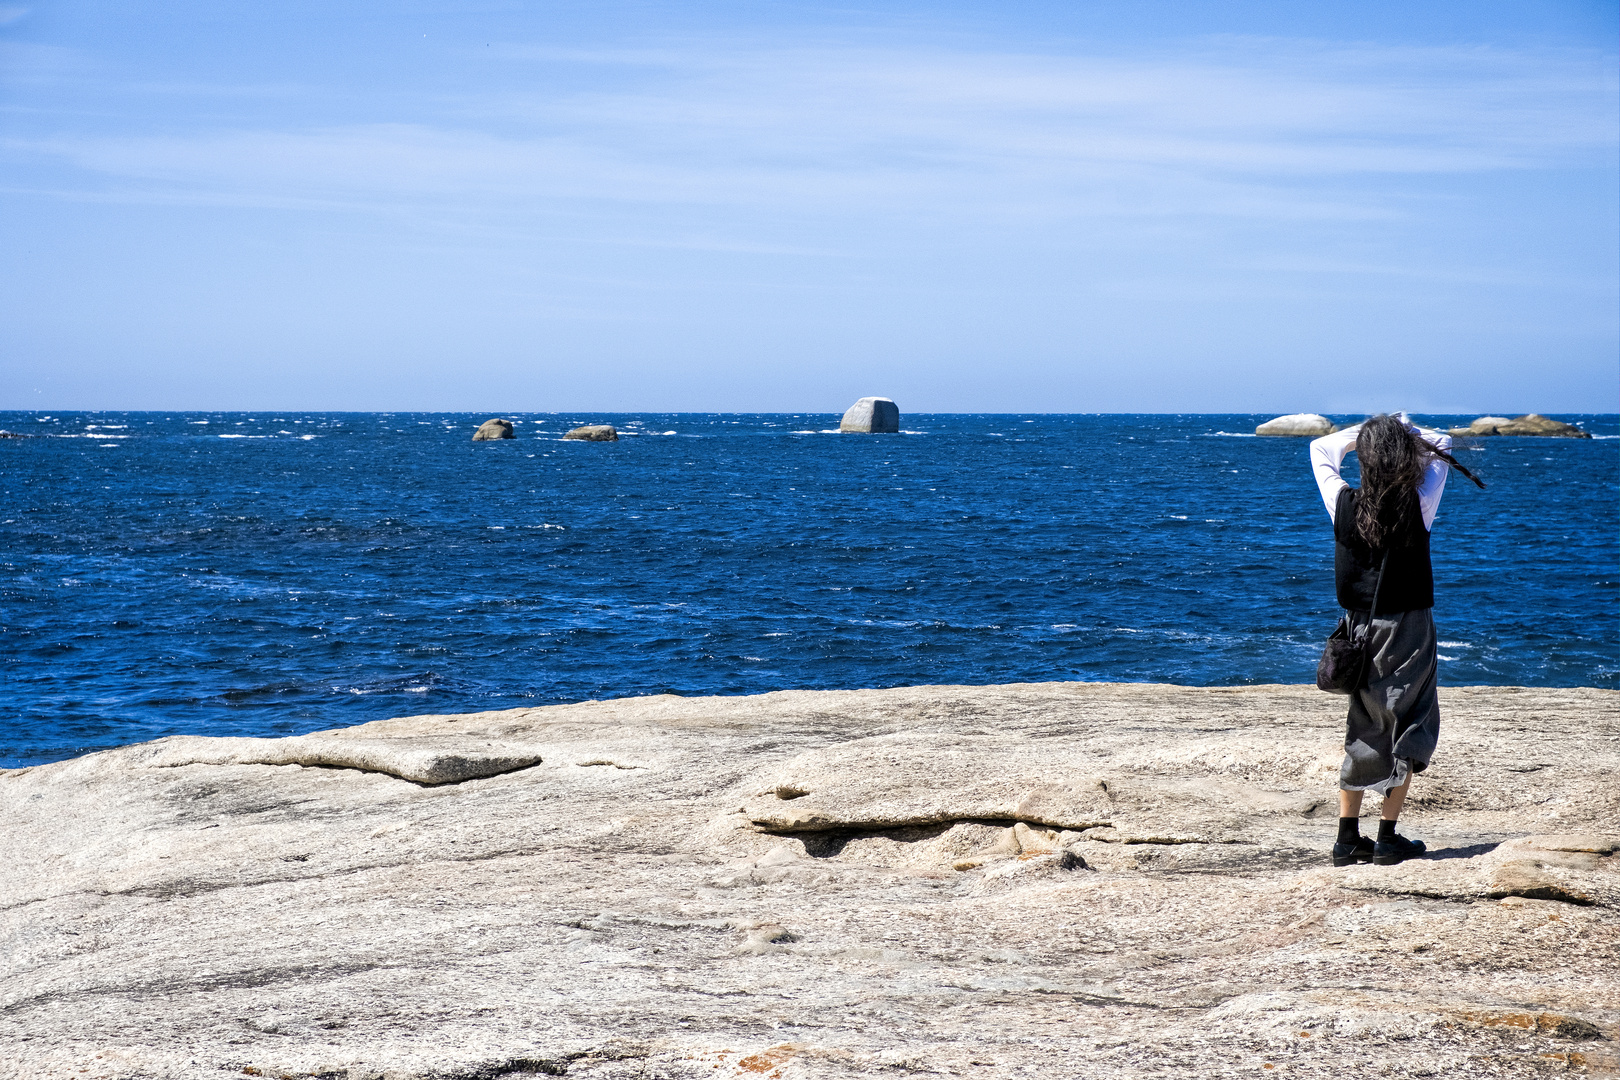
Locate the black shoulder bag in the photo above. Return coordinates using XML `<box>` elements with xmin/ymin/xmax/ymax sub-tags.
<box><xmin>1316</xmin><ymin>549</ymin><xmax>1389</xmax><ymax>695</ymax></box>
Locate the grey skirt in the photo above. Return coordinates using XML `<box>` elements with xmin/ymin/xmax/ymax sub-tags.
<box><xmin>1340</xmin><ymin>607</ymin><xmax>1440</xmax><ymax>794</ymax></box>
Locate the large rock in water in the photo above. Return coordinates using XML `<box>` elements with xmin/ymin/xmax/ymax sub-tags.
<box><xmin>2</xmin><ymin>683</ymin><xmax>1616</xmax><ymax>1079</ymax></box>
<box><xmin>564</xmin><ymin>424</ymin><xmax>618</xmax><ymax>441</ymax></box>
<box><xmin>471</xmin><ymin>418</ymin><xmax>514</xmax><ymax>441</ymax></box>
<box><xmin>1255</xmin><ymin>413</ymin><xmax>1338</xmax><ymax>436</ymax></box>
<box><xmin>1447</xmin><ymin>414</ymin><xmax>1591</xmax><ymax>438</ymax></box>
<box><xmin>840</xmin><ymin>396</ymin><xmax>900</xmax><ymax>433</ymax></box>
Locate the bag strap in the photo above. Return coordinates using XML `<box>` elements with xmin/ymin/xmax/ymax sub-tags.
<box><xmin>1368</xmin><ymin>548</ymin><xmax>1391</xmax><ymax>621</ymax></box>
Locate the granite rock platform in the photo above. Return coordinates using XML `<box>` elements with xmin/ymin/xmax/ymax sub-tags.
<box><xmin>2</xmin><ymin>683</ymin><xmax>1616</xmax><ymax>1079</ymax></box>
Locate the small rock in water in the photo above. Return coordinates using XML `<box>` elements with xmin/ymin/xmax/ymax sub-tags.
<box><xmin>1447</xmin><ymin>413</ymin><xmax>1590</xmax><ymax>438</ymax></box>
<box><xmin>840</xmin><ymin>397</ymin><xmax>900</xmax><ymax>433</ymax></box>
<box><xmin>471</xmin><ymin>418</ymin><xmax>514</xmax><ymax>441</ymax></box>
<box><xmin>1255</xmin><ymin>413</ymin><xmax>1338</xmax><ymax>437</ymax></box>
<box><xmin>564</xmin><ymin>425</ymin><xmax>619</xmax><ymax>441</ymax></box>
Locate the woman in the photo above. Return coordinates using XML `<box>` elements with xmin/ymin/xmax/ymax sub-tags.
<box><xmin>1309</xmin><ymin>413</ymin><xmax>1484</xmax><ymax>867</ymax></box>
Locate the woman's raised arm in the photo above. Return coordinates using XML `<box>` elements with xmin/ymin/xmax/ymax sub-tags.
<box><xmin>1309</xmin><ymin>423</ymin><xmax>1362</xmax><ymax>523</ymax></box>
<box><xmin>1413</xmin><ymin>427</ymin><xmax>1453</xmax><ymax>530</ymax></box>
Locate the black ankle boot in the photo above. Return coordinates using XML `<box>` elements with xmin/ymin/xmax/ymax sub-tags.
<box><xmin>1372</xmin><ymin>827</ymin><xmax>1426</xmax><ymax>866</ymax></box>
<box><xmin>1331</xmin><ymin>834</ymin><xmax>1374</xmax><ymax>867</ymax></box>
<box><xmin>1332</xmin><ymin>818</ymin><xmax>1372</xmax><ymax>867</ymax></box>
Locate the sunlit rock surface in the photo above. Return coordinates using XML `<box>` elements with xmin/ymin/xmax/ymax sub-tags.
<box><xmin>2</xmin><ymin>683</ymin><xmax>1615</xmax><ymax>1079</ymax></box>
<box><xmin>838</xmin><ymin>397</ymin><xmax>899</xmax><ymax>433</ymax></box>
<box><xmin>1255</xmin><ymin>413</ymin><xmax>1338</xmax><ymax>436</ymax></box>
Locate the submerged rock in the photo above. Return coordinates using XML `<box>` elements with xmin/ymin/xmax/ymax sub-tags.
<box><xmin>3</xmin><ymin>683</ymin><xmax>1616</xmax><ymax>1078</ymax></box>
<box><xmin>472</xmin><ymin>418</ymin><xmax>515</xmax><ymax>441</ymax></box>
<box><xmin>840</xmin><ymin>396</ymin><xmax>900</xmax><ymax>433</ymax></box>
<box><xmin>564</xmin><ymin>424</ymin><xmax>619</xmax><ymax>441</ymax></box>
<box><xmin>1447</xmin><ymin>414</ymin><xmax>1591</xmax><ymax>438</ymax></box>
<box><xmin>1255</xmin><ymin>413</ymin><xmax>1338</xmax><ymax>436</ymax></box>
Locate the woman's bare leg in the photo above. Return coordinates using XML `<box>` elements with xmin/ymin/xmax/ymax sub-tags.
<box><xmin>1380</xmin><ymin>778</ymin><xmax>1411</xmax><ymax>821</ymax></box>
<box><xmin>1338</xmin><ymin>789</ymin><xmax>1364</xmax><ymax>818</ymax></box>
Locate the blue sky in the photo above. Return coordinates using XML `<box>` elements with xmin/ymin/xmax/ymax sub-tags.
<box><xmin>2</xmin><ymin>1</ymin><xmax>1615</xmax><ymax>413</ymax></box>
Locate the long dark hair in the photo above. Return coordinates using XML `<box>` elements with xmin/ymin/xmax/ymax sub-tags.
<box><xmin>1354</xmin><ymin>414</ymin><xmax>1485</xmax><ymax>549</ymax></box>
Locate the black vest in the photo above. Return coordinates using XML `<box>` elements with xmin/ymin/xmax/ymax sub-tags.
<box><xmin>1333</xmin><ymin>486</ymin><xmax>1434</xmax><ymax>613</ymax></box>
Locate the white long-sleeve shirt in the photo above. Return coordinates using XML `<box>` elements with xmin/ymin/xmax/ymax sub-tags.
<box><xmin>1310</xmin><ymin>419</ymin><xmax>1452</xmax><ymax>531</ymax></box>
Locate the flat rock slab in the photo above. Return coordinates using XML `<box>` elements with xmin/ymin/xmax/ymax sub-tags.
<box><xmin>138</xmin><ymin>732</ymin><xmax>545</xmax><ymax>786</ymax></box>
<box><xmin>2</xmin><ymin>683</ymin><xmax>1617</xmax><ymax>1079</ymax></box>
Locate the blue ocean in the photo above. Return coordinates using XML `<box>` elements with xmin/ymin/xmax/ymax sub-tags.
<box><xmin>3</xmin><ymin>412</ymin><xmax>1615</xmax><ymax>769</ymax></box>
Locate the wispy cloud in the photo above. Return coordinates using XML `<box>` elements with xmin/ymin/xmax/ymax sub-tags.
<box><xmin>7</xmin><ymin>35</ymin><xmax>1614</xmax><ymax>234</ymax></box>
